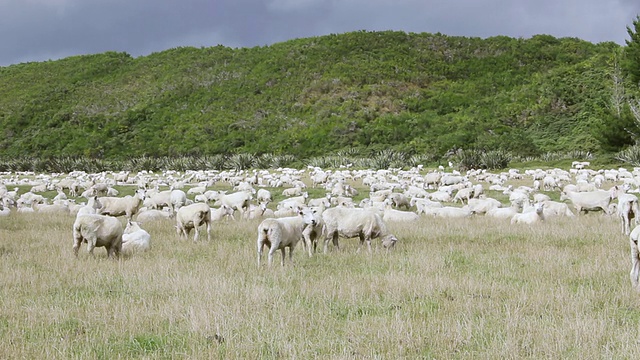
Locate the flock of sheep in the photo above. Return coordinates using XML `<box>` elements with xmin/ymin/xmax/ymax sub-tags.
<box><xmin>2</xmin><ymin>161</ymin><xmax>640</xmax><ymax>288</ymax></box>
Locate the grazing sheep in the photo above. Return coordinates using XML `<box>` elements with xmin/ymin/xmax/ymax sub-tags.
<box><xmin>98</xmin><ymin>189</ymin><xmax>146</xmax><ymax>220</ymax></box>
<box><xmin>511</xmin><ymin>202</ymin><xmax>545</xmax><ymax>225</ymax></box>
<box><xmin>560</xmin><ymin>190</ymin><xmax>612</xmax><ymax>215</ymax></box>
<box><xmin>122</xmin><ymin>221</ymin><xmax>151</xmax><ymax>254</ymax></box>
<box><xmin>176</xmin><ymin>202</ymin><xmax>212</xmax><ymax>242</ymax></box>
<box><xmin>256</xmin><ymin>188</ymin><xmax>272</xmax><ymax>203</ymax></box>
<box><xmin>388</xmin><ymin>192</ymin><xmax>411</xmax><ymax>210</ymax></box>
<box><xmin>72</xmin><ymin>214</ymin><xmax>123</xmax><ymax>258</ymax></box>
<box><xmin>322</xmin><ymin>207</ymin><xmax>397</xmax><ymax>253</ymax></box>
<box><xmin>257</xmin><ymin>207</ymin><xmax>322</xmax><ymax>266</ymax></box>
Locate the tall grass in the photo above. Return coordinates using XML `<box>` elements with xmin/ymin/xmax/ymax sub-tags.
<box><xmin>0</xmin><ymin>210</ymin><xmax>638</xmax><ymax>358</ymax></box>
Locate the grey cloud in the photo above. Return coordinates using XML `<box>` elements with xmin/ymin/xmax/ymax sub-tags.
<box><xmin>0</xmin><ymin>0</ymin><xmax>638</xmax><ymax>66</ymax></box>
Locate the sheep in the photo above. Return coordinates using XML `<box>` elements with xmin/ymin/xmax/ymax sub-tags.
<box><xmin>98</xmin><ymin>189</ymin><xmax>146</xmax><ymax>220</ymax></box>
<box><xmin>511</xmin><ymin>202</ymin><xmax>545</xmax><ymax>225</ymax></box>
<box><xmin>452</xmin><ymin>187</ymin><xmax>474</xmax><ymax>204</ymax></box>
<box><xmin>424</xmin><ymin>206</ymin><xmax>472</xmax><ymax>219</ymax></box>
<box><xmin>486</xmin><ymin>203</ymin><xmax>520</xmax><ymax>220</ymax></box>
<box><xmin>387</xmin><ymin>192</ymin><xmax>411</xmax><ymax>210</ymax></box>
<box><xmin>428</xmin><ymin>191</ymin><xmax>452</xmax><ymax>203</ymax></box>
<box><xmin>72</xmin><ymin>214</ymin><xmax>123</xmax><ymax>258</ymax></box>
<box><xmin>611</xmin><ymin>186</ymin><xmax>640</xmax><ymax>235</ymax></box>
<box><xmin>466</xmin><ymin>197</ymin><xmax>501</xmax><ymax>215</ymax></box>
<box><xmin>257</xmin><ymin>207</ymin><xmax>322</xmax><ymax>266</ymax></box>
<box><xmin>175</xmin><ymin>202</ymin><xmax>212</xmax><ymax>242</ymax></box>
<box><xmin>74</xmin><ymin>196</ymin><xmax>103</xmax><ymax>216</ymax></box>
<box><xmin>211</xmin><ymin>204</ymin><xmax>235</xmax><ymax>222</ymax></box>
<box><xmin>382</xmin><ymin>207</ymin><xmax>420</xmax><ymax>222</ymax></box>
<box><xmin>282</xmin><ymin>186</ymin><xmax>304</xmax><ymax>197</ymax></box>
<box><xmin>410</xmin><ymin>197</ymin><xmax>443</xmax><ymax>215</ymax></box>
<box><xmin>322</xmin><ymin>207</ymin><xmax>397</xmax><ymax>253</ymax></box>
<box><xmin>559</xmin><ymin>190</ymin><xmax>612</xmax><ymax>215</ymax></box>
<box><xmin>629</xmin><ymin>225</ymin><xmax>640</xmax><ymax>290</ymax></box>
<box><xmin>539</xmin><ymin>200</ymin><xmax>575</xmax><ymax>218</ymax></box>
<box><xmin>136</xmin><ymin>208</ymin><xmax>174</xmax><ymax>222</ymax></box>
<box><xmin>211</xmin><ymin>190</ymin><xmax>252</xmax><ymax>218</ymax></box>
<box><xmin>121</xmin><ymin>220</ymin><xmax>151</xmax><ymax>254</ymax></box>
<box><xmin>307</xmin><ymin>197</ymin><xmax>331</xmax><ymax>209</ymax></box>
<box><xmin>169</xmin><ymin>189</ymin><xmax>187</xmax><ymax>213</ymax></box>
<box><xmin>256</xmin><ymin>188</ymin><xmax>272</xmax><ymax>203</ymax></box>
<box><xmin>301</xmin><ymin>207</ymin><xmax>325</xmax><ymax>257</ymax></box>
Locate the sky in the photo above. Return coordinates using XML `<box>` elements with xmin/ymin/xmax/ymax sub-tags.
<box><xmin>1</xmin><ymin>0</ymin><xmax>639</xmax><ymax>67</ymax></box>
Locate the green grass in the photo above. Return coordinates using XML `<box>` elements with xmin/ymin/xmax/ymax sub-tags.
<box><xmin>0</xmin><ymin>206</ymin><xmax>638</xmax><ymax>358</ymax></box>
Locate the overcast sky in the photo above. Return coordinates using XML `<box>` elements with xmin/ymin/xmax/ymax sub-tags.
<box><xmin>1</xmin><ymin>0</ymin><xmax>639</xmax><ymax>67</ymax></box>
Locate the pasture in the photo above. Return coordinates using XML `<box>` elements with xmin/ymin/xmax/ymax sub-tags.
<box><xmin>1</xmin><ymin>196</ymin><xmax>639</xmax><ymax>358</ymax></box>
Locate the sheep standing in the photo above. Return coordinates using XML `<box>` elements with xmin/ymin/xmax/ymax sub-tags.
<box><xmin>72</xmin><ymin>214</ymin><xmax>123</xmax><ymax>258</ymax></box>
<box><xmin>176</xmin><ymin>202</ymin><xmax>212</xmax><ymax>242</ymax></box>
<box><xmin>629</xmin><ymin>225</ymin><xmax>640</xmax><ymax>290</ymax></box>
<box><xmin>322</xmin><ymin>207</ymin><xmax>397</xmax><ymax>253</ymax></box>
<box><xmin>98</xmin><ymin>189</ymin><xmax>146</xmax><ymax>220</ymax></box>
<box><xmin>257</xmin><ymin>207</ymin><xmax>321</xmax><ymax>266</ymax></box>
<box><xmin>122</xmin><ymin>221</ymin><xmax>151</xmax><ymax>254</ymax></box>
<box><xmin>611</xmin><ymin>186</ymin><xmax>640</xmax><ymax>235</ymax></box>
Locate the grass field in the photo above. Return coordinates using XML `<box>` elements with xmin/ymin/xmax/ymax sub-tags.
<box><xmin>1</xmin><ymin>203</ymin><xmax>639</xmax><ymax>359</ymax></box>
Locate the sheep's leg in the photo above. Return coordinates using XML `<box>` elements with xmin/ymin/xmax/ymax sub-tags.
<box><xmin>193</xmin><ymin>226</ymin><xmax>200</xmax><ymax>242</ymax></box>
<box><xmin>631</xmin><ymin>238</ymin><xmax>640</xmax><ymax>289</ymax></box>
<box><xmin>257</xmin><ymin>242</ymin><xmax>264</xmax><ymax>267</ymax></box>
<box><xmin>268</xmin><ymin>244</ymin><xmax>278</xmax><ymax>267</ymax></box>
<box><xmin>85</xmin><ymin>235</ymin><xmax>97</xmax><ymax>257</ymax></box>
<box><xmin>303</xmin><ymin>229</ymin><xmax>313</xmax><ymax>257</ymax></box>
<box><xmin>206</xmin><ymin>221</ymin><xmax>211</xmax><ymax>241</ymax></box>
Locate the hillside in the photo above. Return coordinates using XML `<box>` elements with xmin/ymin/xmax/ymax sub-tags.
<box><xmin>0</xmin><ymin>30</ymin><xmax>621</xmax><ymax>161</ymax></box>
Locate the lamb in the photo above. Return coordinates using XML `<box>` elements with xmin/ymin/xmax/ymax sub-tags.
<box><xmin>211</xmin><ymin>204</ymin><xmax>235</xmax><ymax>222</ymax></box>
<box><xmin>511</xmin><ymin>202</ymin><xmax>545</xmax><ymax>225</ymax></box>
<box><xmin>121</xmin><ymin>220</ymin><xmax>151</xmax><ymax>254</ymax></box>
<box><xmin>72</xmin><ymin>214</ymin><xmax>123</xmax><ymax>258</ymax></box>
<box><xmin>175</xmin><ymin>202</ymin><xmax>212</xmax><ymax>242</ymax></box>
<box><xmin>322</xmin><ymin>207</ymin><xmax>397</xmax><ymax>253</ymax></box>
<box><xmin>559</xmin><ymin>189</ymin><xmax>612</xmax><ymax>215</ymax></box>
<box><xmin>98</xmin><ymin>189</ymin><xmax>146</xmax><ymax>220</ymax></box>
<box><xmin>256</xmin><ymin>207</ymin><xmax>322</xmax><ymax>266</ymax></box>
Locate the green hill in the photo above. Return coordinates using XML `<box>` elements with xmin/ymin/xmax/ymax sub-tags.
<box><xmin>0</xmin><ymin>30</ymin><xmax>623</xmax><ymax>162</ymax></box>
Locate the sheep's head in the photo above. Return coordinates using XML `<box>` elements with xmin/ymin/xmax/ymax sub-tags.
<box><xmin>381</xmin><ymin>234</ymin><xmax>398</xmax><ymax>249</ymax></box>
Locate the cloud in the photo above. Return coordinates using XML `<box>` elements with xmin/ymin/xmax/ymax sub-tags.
<box><xmin>0</xmin><ymin>0</ymin><xmax>638</xmax><ymax>66</ymax></box>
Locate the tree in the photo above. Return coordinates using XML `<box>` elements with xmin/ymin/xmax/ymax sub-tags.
<box><xmin>623</xmin><ymin>15</ymin><xmax>640</xmax><ymax>86</ymax></box>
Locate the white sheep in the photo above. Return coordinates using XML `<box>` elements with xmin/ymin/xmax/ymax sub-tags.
<box><xmin>410</xmin><ymin>197</ymin><xmax>443</xmax><ymax>215</ymax></box>
<box><xmin>72</xmin><ymin>214</ymin><xmax>123</xmax><ymax>258</ymax></box>
<box><xmin>211</xmin><ymin>204</ymin><xmax>235</xmax><ymax>222</ymax></box>
<box><xmin>98</xmin><ymin>189</ymin><xmax>146</xmax><ymax>220</ymax></box>
<box><xmin>629</xmin><ymin>225</ymin><xmax>640</xmax><ymax>290</ymax></box>
<box><xmin>611</xmin><ymin>186</ymin><xmax>640</xmax><ymax>235</ymax></box>
<box><xmin>257</xmin><ymin>207</ymin><xmax>321</xmax><ymax>266</ymax></box>
<box><xmin>388</xmin><ymin>192</ymin><xmax>411</xmax><ymax>210</ymax></box>
<box><xmin>74</xmin><ymin>196</ymin><xmax>103</xmax><ymax>216</ymax></box>
<box><xmin>211</xmin><ymin>190</ymin><xmax>252</xmax><ymax>218</ymax></box>
<box><xmin>256</xmin><ymin>188</ymin><xmax>272</xmax><ymax>203</ymax></box>
<box><xmin>466</xmin><ymin>197</ymin><xmax>501</xmax><ymax>215</ymax></box>
<box><xmin>322</xmin><ymin>207</ymin><xmax>397</xmax><ymax>253</ymax></box>
<box><xmin>382</xmin><ymin>207</ymin><xmax>420</xmax><ymax>222</ymax></box>
<box><xmin>560</xmin><ymin>190</ymin><xmax>612</xmax><ymax>215</ymax></box>
<box><xmin>136</xmin><ymin>208</ymin><xmax>174</xmax><ymax>222</ymax></box>
<box><xmin>122</xmin><ymin>220</ymin><xmax>151</xmax><ymax>254</ymax></box>
<box><xmin>511</xmin><ymin>202</ymin><xmax>545</xmax><ymax>225</ymax></box>
<box><xmin>176</xmin><ymin>202</ymin><xmax>212</xmax><ymax>242</ymax></box>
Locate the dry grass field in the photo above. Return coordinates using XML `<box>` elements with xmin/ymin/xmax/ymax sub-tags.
<box><xmin>1</xmin><ymin>204</ymin><xmax>639</xmax><ymax>359</ymax></box>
